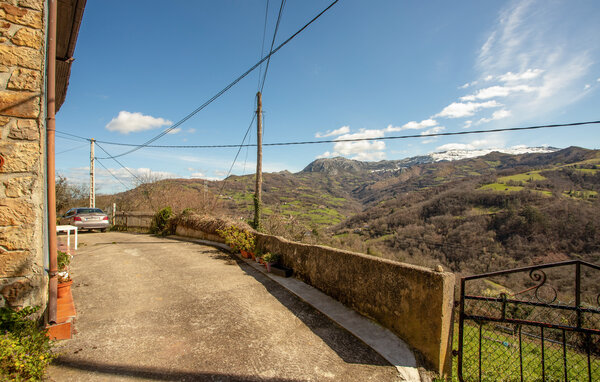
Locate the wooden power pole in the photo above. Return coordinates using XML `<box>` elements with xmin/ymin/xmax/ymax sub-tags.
<box><xmin>254</xmin><ymin>92</ymin><xmax>263</xmax><ymax>230</ymax></box>
<box><xmin>89</xmin><ymin>138</ymin><xmax>95</xmax><ymax>208</ymax></box>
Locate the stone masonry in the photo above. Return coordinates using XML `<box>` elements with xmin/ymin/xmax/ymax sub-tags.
<box><xmin>0</xmin><ymin>0</ymin><xmax>47</xmax><ymax>309</ymax></box>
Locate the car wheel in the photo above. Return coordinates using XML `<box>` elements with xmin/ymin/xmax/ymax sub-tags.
<box><xmin>100</xmin><ymin>228</ymin><xmax>107</xmax><ymax>232</ymax></box>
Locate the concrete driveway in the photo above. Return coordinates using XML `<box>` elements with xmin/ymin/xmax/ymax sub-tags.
<box><xmin>48</xmin><ymin>232</ymin><xmax>399</xmax><ymax>381</ymax></box>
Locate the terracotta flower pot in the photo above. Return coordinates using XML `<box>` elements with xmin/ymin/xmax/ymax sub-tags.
<box><xmin>57</xmin><ymin>280</ymin><xmax>73</xmax><ymax>298</ymax></box>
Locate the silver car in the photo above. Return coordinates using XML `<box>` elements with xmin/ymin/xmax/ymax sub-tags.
<box><xmin>60</xmin><ymin>207</ymin><xmax>110</xmax><ymax>232</ymax></box>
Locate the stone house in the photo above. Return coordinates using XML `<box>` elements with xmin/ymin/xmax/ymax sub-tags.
<box><xmin>0</xmin><ymin>0</ymin><xmax>85</xmax><ymax>310</ymax></box>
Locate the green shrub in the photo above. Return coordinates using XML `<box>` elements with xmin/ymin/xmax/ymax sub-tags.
<box><xmin>262</xmin><ymin>252</ymin><xmax>280</xmax><ymax>264</ymax></box>
<box><xmin>150</xmin><ymin>206</ymin><xmax>172</xmax><ymax>234</ymax></box>
<box><xmin>216</xmin><ymin>226</ymin><xmax>255</xmax><ymax>253</ymax></box>
<box><xmin>0</xmin><ymin>306</ymin><xmax>55</xmax><ymax>381</ymax></box>
<box><xmin>57</xmin><ymin>250</ymin><xmax>70</xmax><ymax>271</ymax></box>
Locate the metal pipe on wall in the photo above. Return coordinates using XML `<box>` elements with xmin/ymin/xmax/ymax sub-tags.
<box><xmin>47</xmin><ymin>0</ymin><xmax>58</xmax><ymax>324</ymax></box>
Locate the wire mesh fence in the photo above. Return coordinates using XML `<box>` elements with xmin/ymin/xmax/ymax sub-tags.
<box><xmin>456</xmin><ymin>261</ymin><xmax>600</xmax><ymax>381</ymax></box>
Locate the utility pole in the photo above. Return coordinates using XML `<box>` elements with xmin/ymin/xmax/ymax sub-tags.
<box><xmin>89</xmin><ymin>138</ymin><xmax>95</xmax><ymax>208</ymax></box>
<box><xmin>254</xmin><ymin>92</ymin><xmax>263</xmax><ymax>230</ymax></box>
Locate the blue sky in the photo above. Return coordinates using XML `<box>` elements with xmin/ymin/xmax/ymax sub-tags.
<box><xmin>55</xmin><ymin>0</ymin><xmax>600</xmax><ymax>194</ymax></box>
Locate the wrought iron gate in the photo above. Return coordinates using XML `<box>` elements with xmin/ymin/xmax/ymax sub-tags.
<box><xmin>456</xmin><ymin>260</ymin><xmax>599</xmax><ymax>381</ymax></box>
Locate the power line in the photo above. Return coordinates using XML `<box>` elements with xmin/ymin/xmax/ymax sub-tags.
<box><xmin>257</xmin><ymin>0</ymin><xmax>270</xmax><ymax>90</ymax></box>
<box><xmin>216</xmin><ymin>113</ymin><xmax>256</xmax><ymax>198</ymax></box>
<box><xmin>56</xmin><ymin>135</ymin><xmax>87</xmax><ymax>144</ymax></box>
<box><xmin>96</xmin><ymin>0</ymin><xmax>339</xmax><ymax>160</ymax></box>
<box><xmin>260</xmin><ymin>0</ymin><xmax>286</xmax><ymax>93</ymax></box>
<box><xmin>87</xmin><ymin>120</ymin><xmax>600</xmax><ymax>150</ymax></box>
<box><xmin>56</xmin><ymin>131</ymin><xmax>90</xmax><ymax>142</ymax></box>
<box><xmin>95</xmin><ymin>158</ymin><xmax>131</xmax><ymax>190</ymax></box>
<box><xmin>94</xmin><ymin>141</ymin><xmax>142</xmax><ymax>183</ymax></box>
<box><xmin>56</xmin><ymin>144</ymin><xmax>88</xmax><ymax>155</ymax></box>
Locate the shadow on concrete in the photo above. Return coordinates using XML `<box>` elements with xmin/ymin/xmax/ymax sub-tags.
<box><xmin>208</xmin><ymin>248</ymin><xmax>391</xmax><ymax>368</ymax></box>
<box><xmin>53</xmin><ymin>357</ymin><xmax>304</xmax><ymax>381</ymax></box>
<box><xmin>92</xmin><ymin>242</ymin><xmax>183</xmax><ymax>245</ymax></box>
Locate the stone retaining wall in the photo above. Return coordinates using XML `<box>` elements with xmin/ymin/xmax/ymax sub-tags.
<box><xmin>175</xmin><ymin>215</ymin><xmax>455</xmax><ymax>376</ymax></box>
<box><xmin>0</xmin><ymin>0</ymin><xmax>47</xmax><ymax>309</ymax></box>
<box><xmin>114</xmin><ymin>212</ymin><xmax>154</xmax><ymax>230</ymax></box>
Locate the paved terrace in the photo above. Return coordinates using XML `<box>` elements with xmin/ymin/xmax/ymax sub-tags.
<box><xmin>48</xmin><ymin>232</ymin><xmax>404</xmax><ymax>381</ymax></box>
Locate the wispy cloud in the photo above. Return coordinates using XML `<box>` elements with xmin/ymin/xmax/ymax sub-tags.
<box><xmin>460</xmin><ymin>85</ymin><xmax>536</xmax><ymax>101</ymax></box>
<box><xmin>421</xmin><ymin>126</ymin><xmax>445</xmax><ymax>135</ymax></box>
<box><xmin>105</xmin><ymin>111</ymin><xmax>172</xmax><ymax>134</ymax></box>
<box><xmin>315</xmin><ymin>126</ymin><xmax>350</xmax><ymax>138</ymax></box>
<box><xmin>435</xmin><ymin>100</ymin><xmax>502</xmax><ymax>118</ymax></box>
<box><xmin>386</xmin><ymin>119</ymin><xmax>438</xmax><ymax>132</ymax></box>
<box><xmin>498</xmin><ymin>69</ymin><xmax>544</xmax><ymax>82</ymax></box>
<box><xmin>477</xmin><ymin>109</ymin><xmax>512</xmax><ymax>125</ymax></box>
<box><xmin>472</xmin><ymin>0</ymin><xmax>595</xmax><ymax>119</ymax></box>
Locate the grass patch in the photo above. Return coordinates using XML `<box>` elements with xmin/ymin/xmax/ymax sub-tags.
<box><xmin>479</xmin><ymin>183</ymin><xmax>524</xmax><ymax>192</ymax></box>
<box><xmin>563</xmin><ymin>190</ymin><xmax>598</xmax><ymax>199</ymax></box>
<box><xmin>453</xmin><ymin>322</ymin><xmax>600</xmax><ymax>381</ymax></box>
<box><xmin>498</xmin><ymin>171</ymin><xmax>546</xmax><ymax>183</ymax></box>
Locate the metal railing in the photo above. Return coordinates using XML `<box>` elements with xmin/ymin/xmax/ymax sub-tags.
<box><xmin>456</xmin><ymin>260</ymin><xmax>599</xmax><ymax>381</ymax></box>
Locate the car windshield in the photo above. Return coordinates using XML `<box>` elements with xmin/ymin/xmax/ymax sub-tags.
<box><xmin>76</xmin><ymin>208</ymin><xmax>104</xmax><ymax>214</ymax></box>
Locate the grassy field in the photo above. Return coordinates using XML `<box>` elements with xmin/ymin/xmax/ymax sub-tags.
<box><xmin>498</xmin><ymin>171</ymin><xmax>546</xmax><ymax>183</ymax></box>
<box><xmin>453</xmin><ymin>323</ymin><xmax>599</xmax><ymax>381</ymax></box>
<box><xmin>479</xmin><ymin>183</ymin><xmax>525</xmax><ymax>192</ymax></box>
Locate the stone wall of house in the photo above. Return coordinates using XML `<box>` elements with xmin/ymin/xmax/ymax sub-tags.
<box><xmin>0</xmin><ymin>0</ymin><xmax>47</xmax><ymax>309</ymax></box>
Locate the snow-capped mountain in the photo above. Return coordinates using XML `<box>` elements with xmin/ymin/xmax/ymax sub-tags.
<box><xmin>430</xmin><ymin>146</ymin><xmax>559</xmax><ymax>162</ymax></box>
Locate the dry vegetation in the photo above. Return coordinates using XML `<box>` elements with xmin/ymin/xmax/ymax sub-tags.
<box><xmin>90</xmin><ymin>146</ymin><xmax>600</xmax><ymax>276</ymax></box>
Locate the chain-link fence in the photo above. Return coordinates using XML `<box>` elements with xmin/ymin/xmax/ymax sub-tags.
<box><xmin>456</xmin><ymin>261</ymin><xmax>599</xmax><ymax>381</ymax></box>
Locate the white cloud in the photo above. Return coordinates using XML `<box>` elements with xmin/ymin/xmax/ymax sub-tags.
<box><xmin>474</xmin><ymin>0</ymin><xmax>595</xmax><ymax>120</ymax></box>
<box><xmin>386</xmin><ymin>119</ymin><xmax>437</xmax><ymax>132</ymax></box>
<box><xmin>484</xmin><ymin>75</ymin><xmax>494</xmax><ymax>81</ymax></box>
<box><xmin>597</xmin><ymin>78</ymin><xmax>600</xmax><ymax>82</ymax></box>
<box><xmin>167</xmin><ymin>128</ymin><xmax>182</xmax><ymax>135</ymax></box>
<box><xmin>584</xmin><ymin>84</ymin><xmax>591</xmax><ymax>90</ymax></box>
<box><xmin>187</xmin><ymin>128</ymin><xmax>196</xmax><ymax>134</ymax></box>
<box><xmin>435</xmin><ymin>138</ymin><xmax>505</xmax><ymax>152</ymax></box>
<box><xmin>498</xmin><ymin>69</ymin><xmax>544</xmax><ymax>82</ymax></box>
<box><xmin>190</xmin><ymin>172</ymin><xmax>205</xmax><ymax>178</ymax></box>
<box><xmin>460</xmin><ymin>85</ymin><xmax>536</xmax><ymax>101</ymax></box>
<box><xmin>463</xmin><ymin>120</ymin><xmax>473</xmax><ymax>129</ymax></box>
<box><xmin>477</xmin><ymin>109</ymin><xmax>512</xmax><ymax>124</ymax></box>
<box><xmin>421</xmin><ymin>126</ymin><xmax>445</xmax><ymax>135</ymax></box>
<box><xmin>105</xmin><ymin>111</ymin><xmax>172</xmax><ymax>134</ymax></box>
<box><xmin>318</xmin><ymin>129</ymin><xmax>386</xmax><ymax>161</ymax></box>
<box><xmin>459</xmin><ymin>81</ymin><xmax>478</xmax><ymax>89</ymax></box>
<box><xmin>315</xmin><ymin>126</ymin><xmax>350</xmax><ymax>138</ymax></box>
<box><xmin>435</xmin><ymin>100</ymin><xmax>502</xmax><ymax>118</ymax></box>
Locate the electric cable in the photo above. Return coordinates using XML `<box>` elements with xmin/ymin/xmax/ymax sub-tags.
<box><xmin>94</xmin><ymin>141</ymin><xmax>142</xmax><ymax>184</ymax></box>
<box><xmin>56</xmin><ymin>144</ymin><xmax>88</xmax><ymax>155</ymax></box>
<box><xmin>95</xmin><ymin>158</ymin><xmax>132</xmax><ymax>190</ymax></box>
<box><xmin>259</xmin><ymin>0</ymin><xmax>286</xmax><ymax>93</ymax></box>
<box><xmin>86</xmin><ymin>120</ymin><xmax>600</xmax><ymax>150</ymax></box>
<box><xmin>216</xmin><ymin>113</ymin><xmax>256</xmax><ymax>199</ymax></box>
<box><xmin>95</xmin><ymin>0</ymin><xmax>340</xmax><ymax>160</ymax></box>
<box><xmin>56</xmin><ymin>131</ymin><xmax>90</xmax><ymax>142</ymax></box>
<box><xmin>56</xmin><ymin>135</ymin><xmax>88</xmax><ymax>144</ymax></box>
<box><xmin>257</xmin><ymin>0</ymin><xmax>270</xmax><ymax>90</ymax></box>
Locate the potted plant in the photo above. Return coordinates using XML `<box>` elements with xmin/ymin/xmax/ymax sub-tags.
<box><xmin>239</xmin><ymin>233</ymin><xmax>255</xmax><ymax>259</ymax></box>
<box><xmin>262</xmin><ymin>252</ymin><xmax>280</xmax><ymax>273</ymax></box>
<box><xmin>56</xmin><ymin>250</ymin><xmax>72</xmax><ymax>298</ymax></box>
